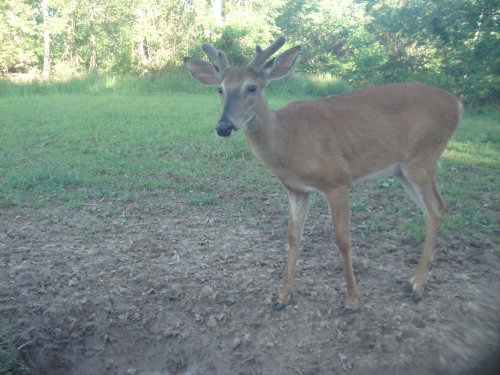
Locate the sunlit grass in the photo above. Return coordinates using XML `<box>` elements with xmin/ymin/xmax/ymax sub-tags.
<box><xmin>0</xmin><ymin>70</ymin><xmax>353</xmax><ymax>99</ymax></box>
<box><xmin>446</xmin><ymin>140</ymin><xmax>498</xmax><ymax>166</ymax></box>
<box><xmin>445</xmin><ymin>110</ymin><xmax>499</xmax><ymax>168</ymax></box>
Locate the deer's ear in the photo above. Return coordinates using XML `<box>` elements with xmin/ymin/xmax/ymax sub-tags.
<box><xmin>184</xmin><ymin>58</ymin><xmax>221</xmax><ymax>86</ymax></box>
<box><xmin>261</xmin><ymin>46</ymin><xmax>301</xmax><ymax>81</ymax></box>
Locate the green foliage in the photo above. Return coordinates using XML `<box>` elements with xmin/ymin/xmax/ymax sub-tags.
<box><xmin>0</xmin><ymin>0</ymin><xmax>498</xmax><ymax>105</ymax></box>
<box><xmin>209</xmin><ymin>0</ymin><xmax>284</xmax><ymax>66</ymax></box>
<box><xmin>213</xmin><ymin>26</ymin><xmax>254</xmax><ymax>66</ymax></box>
<box><xmin>0</xmin><ymin>0</ymin><xmax>37</xmax><ymax>75</ymax></box>
<box><xmin>365</xmin><ymin>0</ymin><xmax>499</xmax><ymax>105</ymax></box>
<box><xmin>276</xmin><ymin>0</ymin><xmax>387</xmax><ymax>84</ymax></box>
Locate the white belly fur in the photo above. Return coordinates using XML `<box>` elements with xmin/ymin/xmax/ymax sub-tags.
<box><xmin>356</xmin><ymin>163</ymin><xmax>399</xmax><ymax>182</ymax></box>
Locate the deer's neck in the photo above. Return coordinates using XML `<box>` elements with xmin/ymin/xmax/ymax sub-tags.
<box><xmin>244</xmin><ymin>97</ymin><xmax>288</xmax><ymax>169</ymax></box>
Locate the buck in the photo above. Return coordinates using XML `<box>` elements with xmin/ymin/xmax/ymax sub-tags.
<box><xmin>184</xmin><ymin>36</ymin><xmax>461</xmax><ymax>312</ymax></box>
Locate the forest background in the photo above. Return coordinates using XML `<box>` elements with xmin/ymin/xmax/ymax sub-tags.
<box><xmin>0</xmin><ymin>0</ymin><xmax>498</xmax><ymax>106</ymax></box>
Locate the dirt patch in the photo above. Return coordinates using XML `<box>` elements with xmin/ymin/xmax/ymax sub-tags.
<box><xmin>1</xmin><ymin>191</ymin><xmax>499</xmax><ymax>374</ymax></box>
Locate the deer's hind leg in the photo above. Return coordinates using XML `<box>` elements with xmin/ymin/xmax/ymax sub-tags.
<box><xmin>325</xmin><ymin>186</ymin><xmax>359</xmax><ymax>312</ymax></box>
<box><xmin>398</xmin><ymin>164</ymin><xmax>445</xmax><ymax>301</ymax></box>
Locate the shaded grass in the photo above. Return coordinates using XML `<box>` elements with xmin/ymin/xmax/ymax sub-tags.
<box><xmin>0</xmin><ymin>319</ymin><xmax>26</xmax><ymax>375</ymax></box>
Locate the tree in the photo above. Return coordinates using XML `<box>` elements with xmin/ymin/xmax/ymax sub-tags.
<box><xmin>276</xmin><ymin>0</ymin><xmax>386</xmax><ymax>83</ymax></box>
<box><xmin>73</xmin><ymin>0</ymin><xmax>137</xmax><ymax>73</ymax></box>
<box><xmin>213</xmin><ymin>0</ymin><xmax>284</xmax><ymax>65</ymax></box>
<box><xmin>88</xmin><ymin>1</ymin><xmax>97</xmax><ymax>71</ymax></box>
<box><xmin>366</xmin><ymin>0</ymin><xmax>499</xmax><ymax>104</ymax></box>
<box><xmin>60</xmin><ymin>0</ymin><xmax>78</xmax><ymax>71</ymax></box>
<box><xmin>41</xmin><ymin>0</ymin><xmax>50</xmax><ymax>79</ymax></box>
<box><xmin>0</xmin><ymin>0</ymin><xmax>37</xmax><ymax>75</ymax></box>
<box><xmin>0</xmin><ymin>0</ymin><xmax>496</xmax><ymax>104</ymax></box>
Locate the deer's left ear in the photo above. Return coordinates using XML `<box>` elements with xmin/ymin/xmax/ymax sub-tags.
<box><xmin>184</xmin><ymin>57</ymin><xmax>221</xmax><ymax>86</ymax></box>
<box><xmin>261</xmin><ymin>46</ymin><xmax>301</xmax><ymax>81</ymax></box>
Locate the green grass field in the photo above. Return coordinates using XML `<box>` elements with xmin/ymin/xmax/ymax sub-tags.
<box><xmin>0</xmin><ymin>77</ymin><xmax>499</xmax><ymax>231</ymax></box>
<box><xmin>0</xmin><ymin>75</ymin><xmax>499</xmax><ymax>373</ymax></box>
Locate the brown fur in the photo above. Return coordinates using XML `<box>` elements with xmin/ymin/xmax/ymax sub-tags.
<box><xmin>185</xmin><ymin>38</ymin><xmax>461</xmax><ymax>311</ymax></box>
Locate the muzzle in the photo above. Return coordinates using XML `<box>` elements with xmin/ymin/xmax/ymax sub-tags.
<box><xmin>216</xmin><ymin>120</ymin><xmax>235</xmax><ymax>137</ymax></box>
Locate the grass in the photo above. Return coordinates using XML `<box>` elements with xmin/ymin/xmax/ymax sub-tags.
<box><xmin>0</xmin><ymin>319</ymin><xmax>25</xmax><ymax>375</ymax></box>
<box><xmin>0</xmin><ymin>75</ymin><xmax>498</xmax><ymax>227</ymax></box>
<box><xmin>0</xmin><ymin>93</ymin><xmax>272</xmax><ymax>209</ymax></box>
<box><xmin>0</xmin><ymin>72</ymin><xmax>350</xmax><ymax>210</ymax></box>
<box><xmin>0</xmin><ymin>75</ymin><xmax>498</xmax><ymax>371</ymax></box>
<box><xmin>0</xmin><ymin>70</ymin><xmax>351</xmax><ymax>98</ymax></box>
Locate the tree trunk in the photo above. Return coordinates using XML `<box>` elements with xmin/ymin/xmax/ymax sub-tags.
<box><xmin>62</xmin><ymin>0</ymin><xmax>77</xmax><ymax>68</ymax></box>
<box><xmin>41</xmin><ymin>0</ymin><xmax>50</xmax><ymax>80</ymax></box>
<box><xmin>89</xmin><ymin>3</ymin><xmax>98</xmax><ymax>72</ymax></box>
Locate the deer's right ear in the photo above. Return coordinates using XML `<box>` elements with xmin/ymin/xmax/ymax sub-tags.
<box><xmin>184</xmin><ymin>58</ymin><xmax>221</xmax><ymax>86</ymax></box>
<box><xmin>261</xmin><ymin>46</ymin><xmax>301</xmax><ymax>81</ymax></box>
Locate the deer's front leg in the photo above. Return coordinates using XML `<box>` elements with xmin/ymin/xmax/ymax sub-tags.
<box><xmin>273</xmin><ymin>191</ymin><xmax>310</xmax><ymax>311</ymax></box>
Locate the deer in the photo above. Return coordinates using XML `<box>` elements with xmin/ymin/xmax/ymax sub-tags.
<box><xmin>184</xmin><ymin>36</ymin><xmax>462</xmax><ymax>312</ymax></box>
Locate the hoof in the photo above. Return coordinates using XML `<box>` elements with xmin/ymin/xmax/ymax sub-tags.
<box><xmin>411</xmin><ymin>294</ymin><xmax>422</xmax><ymax>304</ymax></box>
<box><xmin>403</xmin><ymin>283</ymin><xmax>422</xmax><ymax>303</ymax></box>
<box><xmin>402</xmin><ymin>284</ymin><xmax>413</xmax><ymax>296</ymax></box>
<box><xmin>342</xmin><ymin>307</ymin><xmax>358</xmax><ymax>315</ymax></box>
<box><xmin>272</xmin><ymin>302</ymin><xmax>286</xmax><ymax>311</ymax></box>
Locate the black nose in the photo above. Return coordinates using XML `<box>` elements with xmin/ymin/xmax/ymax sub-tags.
<box><xmin>216</xmin><ymin>120</ymin><xmax>234</xmax><ymax>137</ymax></box>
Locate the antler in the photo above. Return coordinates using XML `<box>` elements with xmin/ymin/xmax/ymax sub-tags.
<box><xmin>201</xmin><ymin>43</ymin><xmax>229</xmax><ymax>72</ymax></box>
<box><xmin>249</xmin><ymin>36</ymin><xmax>286</xmax><ymax>70</ymax></box>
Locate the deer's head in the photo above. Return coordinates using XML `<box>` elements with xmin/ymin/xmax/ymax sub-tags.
<box><xmin>184</xmin><ymin>36</ymin><xmax>301</xmax><ymax>137</ymax></box>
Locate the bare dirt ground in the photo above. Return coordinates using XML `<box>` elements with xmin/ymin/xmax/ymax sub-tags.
<box><xmin>1</xmin><ymin>190</ymin><xmax>499</xmax><ymax>375</ymax></box>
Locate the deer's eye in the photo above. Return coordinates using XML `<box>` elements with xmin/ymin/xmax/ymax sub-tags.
<box><xmin>247</xmin><ymin>85</ymin><xmax>258</xmax><ymax>94</ymax></box>
<box><xmin>217</xmin><ymin>87</ymin><xmax>223</xmax><ymax>95</ymax></box>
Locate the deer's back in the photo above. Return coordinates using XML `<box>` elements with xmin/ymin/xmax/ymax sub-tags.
<box><xmin>275</xmin><ymin>82</ymin><xmax>461</xmax><ymax>186</ymax></box>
